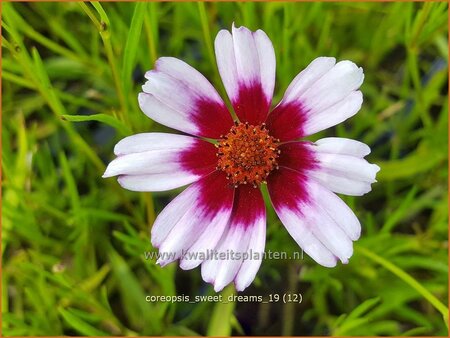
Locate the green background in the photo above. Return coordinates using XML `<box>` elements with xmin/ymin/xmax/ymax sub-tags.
<box><xmin>2</xmin><ymin>1</ymin><xmax>448</xmax><ymax>336</ymax></box>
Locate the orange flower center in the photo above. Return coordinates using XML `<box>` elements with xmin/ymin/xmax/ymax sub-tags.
<box><xmin>216</xmin><ymin>122</ymin><xmax>280</xmax><ymax>188</ymax></box>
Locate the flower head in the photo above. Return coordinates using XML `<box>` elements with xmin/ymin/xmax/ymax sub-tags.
<box><xmin>103</xmin><ymin>24</ymin><xmax>380</xmax><ymax>292</ymax></box>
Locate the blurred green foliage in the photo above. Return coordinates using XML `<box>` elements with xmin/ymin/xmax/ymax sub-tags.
<box><xmin>2</xmin><ymin>1</ymin><xmax>448</xmax><ymax>336</ymax></box>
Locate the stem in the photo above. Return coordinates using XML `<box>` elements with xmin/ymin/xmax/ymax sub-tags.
<box><xmin>78</xmin><ymin>2</ymin><xmax>128</xmax><ymax>125</ymax></box>
<box><xmin>282</xmin><ymin>263</ymin><xmax>299</xmax><ymax>335</ymax></box>
<box><xmin>144</xmin><ymin>193</ymin><xmax>155</xmax><ymax>227</ymax></box>
<box><xmin>207</xmin><ymin>284</ymin><xmax>236</xmax><ymax>336</ymax></box>
<box><xmin>78</xmin><ymin>2</ymin><xmax>101</xmax><ymax>31</ymax></box>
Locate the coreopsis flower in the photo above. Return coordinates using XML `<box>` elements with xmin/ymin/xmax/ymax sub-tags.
<box><xmin>103</xmin><ymin>24</ymin><xmax>380</xmax><ymax>292</ymax></box>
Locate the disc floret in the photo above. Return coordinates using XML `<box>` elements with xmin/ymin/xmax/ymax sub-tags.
<box><xmin>216</xmin><ymin>122</ymin><xmax>280</xmax><ymax>188</ymax></box>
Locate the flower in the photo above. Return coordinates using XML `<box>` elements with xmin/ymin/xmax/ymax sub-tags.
<box><xmin>103</xmin><ymin>24</ymin><xmax>380</xmax><ymax>292</ymax></box>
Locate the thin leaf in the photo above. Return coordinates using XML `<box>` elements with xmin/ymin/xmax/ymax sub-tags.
<box><xmin>122</xmin><ymin>2</ymin><xmax>147</xmax><ymax>96</ymax></box>
<box><xmin>61</xmin><ymin>114</ymin><xmax>131</xmax><ymax>136</ymax></box>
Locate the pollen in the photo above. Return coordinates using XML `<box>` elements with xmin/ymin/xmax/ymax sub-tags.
<box><xmin>216</xmin><ymin>121</ymin><xmax>281</xmax><ymax>188</ymax></box>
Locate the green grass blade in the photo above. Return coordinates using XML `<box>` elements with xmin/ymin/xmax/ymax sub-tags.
<box><xmin>121</xmin><ymin>2</ymin><xmax>146</xmax><ymax>98</ymax></box>
<box><xmin>356</xmin><ymin>246</ymin><xmax>449</xmax><ymax>327</ymax></box>
<box><xmin>62</xmin><ymin>114</ymin><xmax>131</xmax><ymax>136</ymax></box>
<box><xmin>59</xmin><ymin>308</ymin><xmax>109</xmax><ymax>336</ymax></box>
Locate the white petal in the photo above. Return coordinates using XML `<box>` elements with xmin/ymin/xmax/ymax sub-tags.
<box><xmin>314</xmin><ymin>137</ymin><xmax>371</xmax><ymax>158</ymax></box>
<box><xmin>282</xmin><ymin>57</ymin><xmax>336</xmax><ymax>103</ymax></box>
<box><xmin>254</xmin><ymin>29</ymin><xmax>276</xmax><ymax>101</ymax></box>
<box><xmin>157</xmin><ymin>208</ymin><xmax>232</xmax><ymax>267</ymax></box>
<box><xmin>104</xmin><ymin>150</ymin><xmax>186</xmax><ymax>178</ymax></box>
<box><xmin>274</xmin><ymin>206</ymin><xmax>338</xmax><ymax>267</ymax></box>
<box><xmin>214</xmin><ymin>30</ymin><xmax>238</xmax><ymax>100</ymax></box>
<box><xmin>142</xmin><ymin>71</ymin><xmax>197</xmax><ymax>113</ymax></box>
<box><xmin>302</xmin><ymin>60</ymin><xmax>364</xmax><ymax>113</ymax></box>
<box><xmin>211</xmin><ymin>226</ymin><xmax>251</xmax><ymax>292</ymax></box>
<box><xmin>200</xmin><ymin>226</ymin><xmax>253</xmax><ymax>292</ymax></box>
<box><xmin>307</xmin><ymin>138</ymin><xmax>379</xmax><ymax>196</ymax></box>
<box><xmin>303</xmin><ymin>91</ymin><xmax>363</xmax><ymax>136</ymax></box>
<box><xmin>268</xmin><ymin>168</ymin><xmax>356</xmax><ymax>266</ymax></box>
<box><xmin>103</xmin><ymin>134</ymin><xmax>216</xmax><ymax>192</ymax></box>
<box><xmin>117</xmin><ymin>174</ymin><xmax>199</xmax><ymax>192</ymax></box>
<box><xmin>139</xmin><ymin>58</ymin><xmax>233</xmax><ymax>138</ymax></box>
<box><xmin>305</xmin><ymin>180</ymin><xmax>356</xmax><ymax>261</ymax></box>
<box><xmin>234</xmin><ymin>217</ymin><xmax>266</xmax><ymax>291</ymax></box>
<box><xmin>151</xmin><ymin>182</ymin><xmax>199</xmax><ymax>248</ymax></box>
<box><xmin>200</xmin><ymin>185</ymin><xmax>266</xmax><ymax>291</ymax></box>
<box><xmin>308</xmin><ymin>171</ymin><xmax>372</xmax><ymax>196</ymax></box>
<box><xmin>201</xmin><ymin>254</ymin><xmax>218</xmax><ymax>284</ymax></box>
<box><xmin>104</xmin><ymin>133</ymin><xmax>195</xmax><ymax>178</ymax></box>
<box><xmin>152</xmin><ymin>172</ymin><xmax>234</xmax><ymax>266</ymax></box>
<box><xmin>214</xmin><ymin>24</ymin><xmax>275</xmax><ymax>123</ymax></box>
<box><xmin>232</xmin><ymin>24</ymin><xmax>260</xmax><ymax>86</ymax></box>
<box><xmin>269</xmin><ymin>176</ymin><xmax>353</xmax><ymax>264</ymax></box>
<box><xmin>138</xmin><ymin>92</ymin><xmax>199</xmax><ymax>136</ymax></box>
<box><xmin>179</xmin><ymin>217</ymin><xmax>229</xmax><ymax>270</ymax></box>
<box><xmin>113</xmin><ymin>132</ymin><xmax>195</xmax><ymax>156</ymax></box>
<box><xmin>314</xmin><ymin>152</ymin><xmax>380</xmax><ymax>183</ymax></box>
<box><xmin>268</xmin><ymin>58</ymin><xmax>364</xmax><ymax>138</ymax></box>
<box><xmin>154</xmin><ymin>57</ymin><xmax>223</xmax><ymax>104</ymax></box>
<box><xmin>311</xmin><ymin>181</ymin><xmax>361</xmax><ymax>241</ymax></box>
<box><xmin>306</xmin><ymin>203</ymin><xmax>354</xmax><ymax>264</ymax></box>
